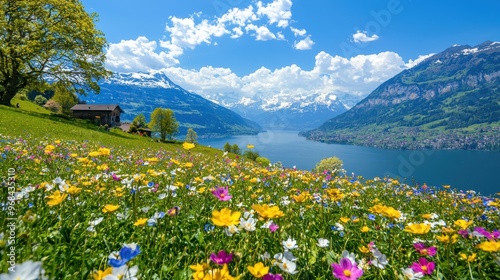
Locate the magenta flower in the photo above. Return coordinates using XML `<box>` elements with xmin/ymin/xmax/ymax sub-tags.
<box><xmin>263</xmin><ymin>273</ymin><xmax>284</xmax><ymax>280</ymax></box>
<box><xmin>332</xmin><ymin>258</ymin><xmax>364</xmax><ymax>280</ymax></box>
<box><xmin>211</xmin><ymin>187</ymin><xmax>232</xmax><ymax>201</ymax></box>
<box><xmin>413</xmin><ymin>243</ymin><xmax>437</xmax><ymax>257</ymax></box>
<box><xmin>410</xmin><ymin>258</ymin><xmax>435</xmax><ymax>275</ymax></box>
<box><xmin>458</xmin><ymin>229</ymin><xmax>470</xmax><ymax>238</ymax></box>
<box><xmin>269</xmin><ymin>223</ymin><xmax>279</xmax><ymax>232</ymax></box>
<box><xmin>210</xmin><ymin>250</ymin><xmax>233</xmax><ymax>265</ymax></box>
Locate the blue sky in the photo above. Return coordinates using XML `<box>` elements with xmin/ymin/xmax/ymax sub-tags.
<box><xmin>81</xmin><ymin>0</ymin><xmax>500</xmax><ymax>99</ymax></box>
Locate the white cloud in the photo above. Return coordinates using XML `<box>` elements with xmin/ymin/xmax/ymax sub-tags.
<box><xmin>294</xmin><ymin>36</ymin><xmax>314</xmax><ymax>50</ymax></box>
<box><xmin>106</xmin><ymin>37</ymin><xmax>178</xmax><ymax>72</ymax></box>
<box><xmin>290</xmin><ymin>27</ymin><xmax>307</xmax><ymax>37</ymax></box>
<box><xmin>405</xmin><ymin>53</ymin><xmax>435</xmax><ymax>68</ymax></box>
<box><xmin>245</xmin><ymin>24</ymin><xmax>276</xmax><ymax>41</ymax></box>
<box><xmin>257</xmin><ymin>0</ymin><xmax>293</xmax><ymax>28</ymax></box>
<box><xmin>219</xmin><ymin>6</ymin><xmax>258</xmax><ymax>26</ymax></box>
<box><xmin>352</xmin><ymin>30</ymin><xmax>380</xmax><ymax>43</ymax></box>
<box><xmin>159</xmin><ymin>51</ymin><xmax>424</xmax><ymax>102</ymax></box>
<box><xmin>230</xmin><ymin>27</ymin><xmax>244</xmax><ymax>39</ymax></box>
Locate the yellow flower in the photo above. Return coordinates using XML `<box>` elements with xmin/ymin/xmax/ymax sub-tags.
<box><xmin>460</xmin><ymin>253</ymin><xmax>477</xmax><ymax>262</ymax></box>
<box><xmin>443</xmin><ymin>185</ymin><xmax>451</xmax><ymax>189</ymax></box>
<box><xmin>340</xmin><ymin>217</ymin><xmax>350</xmax><ymax>224</ymax></box>
<box><xmin>359</xmin><ymin>246</ymin><xmax>370</xmax><ymax>254</ymax></box>
<box><xmin>247</xmin><ymin>144</ymin><xmax>255</xmax><ymax>149</ymax></box>
<box><xmin>211</xmin><ymin>208</ymin><xmax>241</xmax><ymax>227</ymax></box>
<box><xmin>70</xmin><ymin>153</ymin><xmax>78</xmax><ymax>158</ymax></box>
<box><xmin>477</xmin><ymin>241</ymin><xmax>500</xmax><ymax>252</ymax></box>
<box><xmin>46</xmin><ymin>190</ymin><xmax>68</xmax><ymax>207</ymax></box>
<box><xmin>454</xmin><ymin>219</ymin><xmax>473</xmax><ymax>230</ymax></box>
<box><xmin>252</xmin><ymin>204</ymin><xmax>284</xmax><ymax>219</ymax></box>
<box><xmin>88</xmin><ymin>151</ymin><xmax>101</xmax><ymax>157</ymax></box>
<box><xmin>382</xmin><ymin>207</ymin><xmax>401</xmax><ymax>219</ymax></box>
<box><xmin>247</xmin><ymin>262</ymin><xmax>269</xmax><ymax>278</ymax></box>
<box><xmin>292</xmin><ymin>192</ymin><xmax>309</xmax><ymax>203</ymax></box>
<box><xmin>422</xmin><ymin>213</ymin><xmax>433</xmax><ymax>219</ymax></box>
<box><xmin>361</xmin><ymin>226</ymin><xmax>370</xmax><ymax>233</ymax></box>
<box><xmin>102</xmin><ymin>204</ymin><xmax>120</xmax><ymax>213</ymax></box>
<box><xmin>184</xmin><ymin>162</ymin><xmax>194</xmax><ymax>168</ymax></box>
<box><xmin>134</xmin><ymin>218</ymin><xmax>148</xmax><ymax>226</ymax></box>
<box><xmin>92</xmin><ymin>267</ymin><xmax>113</xmax><ymax>280</ymax></box>
<box><xmin>44</xmin><ymin>144</ymin><xmax>56</xmax><ymax>154</ymax></box>
<box><xmin>183</xmin><ymin>142</ymin><xmax>195</xmax><ymax>150</ymax></box>
<box><xmin>327</xmin><ymin>189</ymin><xmax>344</xmax><ymax>201</ymax></box>
<box><xmin>404</xmin><ymin>223</ymin><xmax>431</xmax><ymax>234</ymax></box>
<box><xmin>98</xmin><ymin>147</ymin><xmax>111</xmax><ymax>156</ymax></box>
<box><xmin>436</xmin><ymin>234</ymin><xmax>458</xmax><ymax>244</ymax></box>
<box><xmin>369</xmin><ymin>204</ymin><xmax>387</xmax><ymax>214</ymax></box>
<box><xmin>67</xmin><ymin>185</ymin><xmax>82</xmax><ymax>195</ymax></box>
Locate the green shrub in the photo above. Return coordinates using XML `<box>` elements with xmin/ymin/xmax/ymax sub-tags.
<box><xmin>243</xmin><ymin>150</ymin><xmax>259</xmax><ymax>161</ymax></box>
<box><xmin>313</xmin><ymin>156</ymin><xmax>343</xmax><ymax>175</ymax></box>
<box><xmin>255</xmin><ymin>156</ymin><xmax>271</xmax><ymax>166</ymax></box>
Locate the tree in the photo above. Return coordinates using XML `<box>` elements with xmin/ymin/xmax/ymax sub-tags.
<box><xmin>43</xmin><ymin>99</ymin><xmax>61</xmax><ymax>113</ymax></box>
<box><xmin>231</xmin><ymin>144</ymin><xmax>241</xmax><ymax>155</ymax></box>
<box><xmin>313</xmin><ymin>156</ymin><xmax>343</xmax><ymax>175</ymax></box>
<box><xmin>223</xmin><ymin>142</ymin><xmax>232</xmax><ymax>153</ymax></box>
<box><xmin>52</xmin><ymin>82</ymin><xmax>78</xmax><ymax>115</ymax></box>
<box><xmin>34</xmin><ymin>95</ymin><xmax>47</xmax><ymax>106</ymax></box>
<box><xmin>149</xmin><ymin>108</ymin><xmax>179</xmax><ymax>141</ymax></box>
<box><xmin>185</xmin><ymin>128</ymin><xmax>198</xmax><ymax>144</ymax></box>
<box><xmin>132</xmin><ymin>114</ymin><xmax>147</xmax><ymax>128</ymax></box>
<box><xmin>0</xmin><ymin>0</ymin><xmax>111</xmax><ymax>106</ymax></box>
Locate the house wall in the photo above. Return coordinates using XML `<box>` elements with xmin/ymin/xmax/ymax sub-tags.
<box><xmin>72</xmin><ymin>109</ymin><xmax>122</xmax><ymax>127</ymax></box>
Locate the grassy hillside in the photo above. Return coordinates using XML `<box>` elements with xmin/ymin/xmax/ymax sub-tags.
<box><xmin>0</xmin><ymin>99</ymin><xmax>223</xmax><ymax>156</ymax></box>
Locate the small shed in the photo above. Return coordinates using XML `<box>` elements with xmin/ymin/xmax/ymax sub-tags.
<box><xmin>71</xmin><ymin>104</ymin><xmax>124</xmax><ymax>127</ymax></box>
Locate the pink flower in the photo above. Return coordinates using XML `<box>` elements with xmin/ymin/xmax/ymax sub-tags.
<box><xmin>263</xmin><ymin>273</ymin><xmax>283</xmax><ymax>280</ymax></box>
<box><xmin>410</xmin><ymin>258</ymin><xmax>435</xmax><ymax>275</ymax></box>
<box><xmin>331</xmin><ymin>258</ymin><xmax>364</xmax><ymax>280</ymax></box>
<box><xmin>211</xmin><ymin>187</ymin><xmax>232</xmax><ymax>201</ymax></box>
<box><xmin>413</xmin><ymin>243</ymin><xmax>437</xmax><ymax>257</ymax></box>
<box><xmin>210</xmin><ymin>250</ymin><xmax>233</xmax><ymax>265</ymax></box>
<box><xmin>269</xmin><ymin>223</ymin><xmax>279</xmax><ymax>232</ymax></box>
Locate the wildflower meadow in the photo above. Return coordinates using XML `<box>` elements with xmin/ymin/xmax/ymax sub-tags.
<box><xmin>1</xmin><ymin>134</ymin><xmax>500</xmax><ymax>279</ymax></box>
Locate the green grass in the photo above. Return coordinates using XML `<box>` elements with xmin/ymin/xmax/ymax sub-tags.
<box><xmin>0</xmin><ymin>101</ymin><xmax>224</xmax><ymax>157</ymax></box>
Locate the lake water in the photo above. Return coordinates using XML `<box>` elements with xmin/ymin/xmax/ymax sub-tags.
<box><xmin>199</xmin><ymin>130</ymin><xmax>500</xmax><ymax>196</ymax></box>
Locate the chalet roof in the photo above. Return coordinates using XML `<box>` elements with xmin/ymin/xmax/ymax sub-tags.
<box><xmin>71</xmin><ymin>104</ymin><xmax>124</xmax><ymax>113</ymax></box>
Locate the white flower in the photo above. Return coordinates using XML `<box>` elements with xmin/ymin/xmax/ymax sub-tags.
<box><xmin>341</xmin><ymin>250</ymin><xmax>357</xmax><ymax>265</ymax></box>
<box><xmin>371</xmin><ymin>249</ymin><xmax>388</xmax><ymax>269</ymax></box>
<box><xmin>158</xmin><ymin>193</ymin><xmax>166</xmax><ymax>200</ymax></box>
<box><xmin>0</xmin><ymin>260</ymin><xmax>47</xmax><ymax>280</ymax></box>
<box><xmin>103</xmin><ymin>265</ymin><xmax>138</xmax><ymax>280</ymax></box>
<box><xmin>334</xmin><ymin>222</ymin><xmax>344</xmax><ymax>231</ymax></box>
<box><xmin>282</xmin><ymin>237</ymin><xmax>298</xmax><ymax>250</ymax></box>
<box><xmin>239</xmin><ymin>217</ymin><xmax>256</xmax><ymax>231</ymax></box>
<box><xmin>224</xmin><ymin>225</ymin><xmax>240</xmax><ymax>236</ymax></box>
<box><xmin>87</xmin><ymin>217</ymin><xmax>104</xmax><ymax>232</ymax></box>
<box><xmin>277</xmin><ymin>258</ymin><xmax>298</xmax><ymax>274</ymax></box>
<box><xmin>317</xmin><ymin>238</ymin><xmax>330</xmax><ymax>248</ymax></box>
<box><xmin>400</xmin><ymin>267</ymin><xmax>424</xmax><ymax>279</ymax></box>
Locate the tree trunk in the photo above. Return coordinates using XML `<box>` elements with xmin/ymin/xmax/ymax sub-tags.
<box><xmin>0</xmin><ymin>89</ymin><xmax>16</xmax><ymax>106</ymax></box>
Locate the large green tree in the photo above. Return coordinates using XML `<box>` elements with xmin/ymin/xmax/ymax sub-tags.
<box><xmin>0</xmin><ymin>0</ymin><xmax>110</xmax><ymax>106</ymax></box>
<box><xmin>149</xmin><ymin>108</ymin><xmax>179</xmax><ymax>141</ymax></box>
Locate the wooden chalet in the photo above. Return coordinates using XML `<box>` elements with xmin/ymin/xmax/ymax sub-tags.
<box><xmin>70</xmin><ymin>104</ymin><xmax>124</xmax><ymax>127</ymax></box>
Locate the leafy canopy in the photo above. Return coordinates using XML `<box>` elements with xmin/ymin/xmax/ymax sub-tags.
<box><xmin>0</xmin><ymin>0</ymin><xmax>111</xmax><ymax>105</ymax></box>
<box><xmin>149</xmin><ymin>108</ymin><xmax>179</xmax><ymax>141</ymax></box>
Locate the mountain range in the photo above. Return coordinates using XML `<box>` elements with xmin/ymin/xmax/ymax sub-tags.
<box><xmin>84</xmin><ymin>72</ymin><xmax>261</xmax><ymax>137</ymax></box>
<box><xmin>303</xmin><ymin>41</ymin><xmax>500</xmax><ymax>150</ymax></box>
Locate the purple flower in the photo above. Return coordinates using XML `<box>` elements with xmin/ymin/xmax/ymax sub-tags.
<box><xmin>263</xmin><ymin>273</ymin><xmax>284</xmax><ymax>280</ymax></box>
<box><xmin>331</xmin><ymin>258</ymin><xmax>364</xmax><ymax>280</ymax></box>
<box><xmin>210</xmin><ymin>250</ymin><xmax>233</xmax><ymax>265</ymax></box>
<box><xmin>211</xmin><ymin>187</ymin><xmax>232</xmax><ymax>201</ymax></box>
<box><xmin>413</xmin><ymin>243</ymin><xmax>437</xmax><ymax>257</ymax></box>
<box><xmin>410</xmin><ymin>258</ymin><xmax>435</xmax><ymax>275</ymax></box>
<box><xmin>269</xmin><ymin>223</ymin><xmax>279</xmax><ymax>232</ymax></box>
